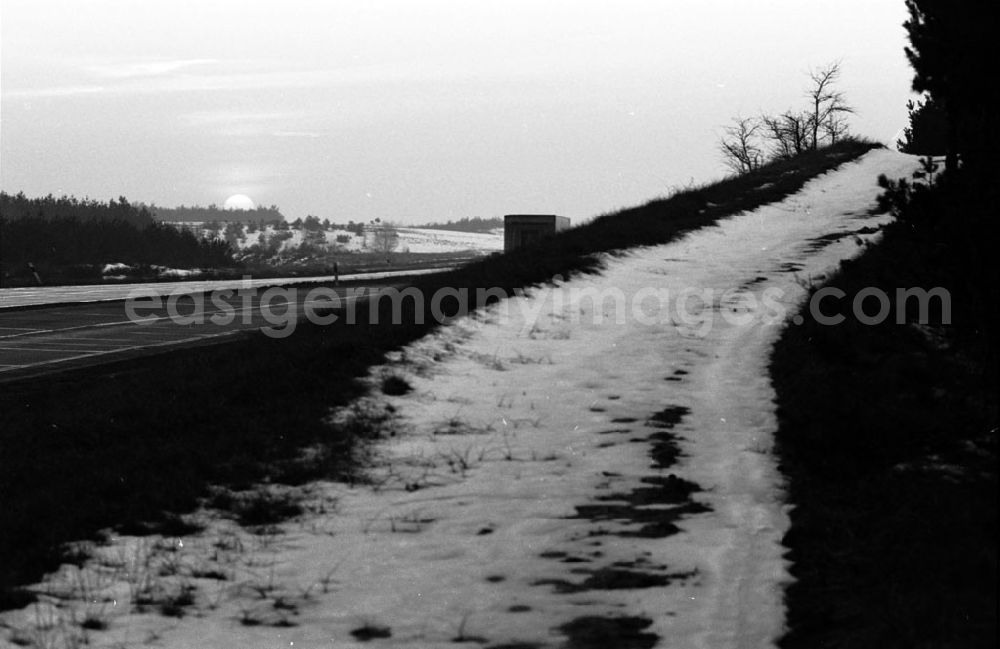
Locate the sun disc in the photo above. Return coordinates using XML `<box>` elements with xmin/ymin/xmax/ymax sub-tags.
<box><xmin>224</xmin><ymin>194</ymin><xmax>255</xmax><ymax>210</ymax></box>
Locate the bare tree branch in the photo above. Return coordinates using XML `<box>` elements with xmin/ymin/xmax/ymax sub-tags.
<box><xmin>823</xmin><ymin>112</ymin><xmax>851</xmax><ymax>144</ymax></box>
<box><xmin>761</xmin><ymin>111</ymin><xmax>812</xmax><ymax>160</ymax></box>
<box><xmin>806</xmin><ymin>61</ymin><xmax>854</xmax><ymax>148</ymax></box>
<box><xmin>719</xmin><ymin>116</ymin><xmax>764</xmax><ymax>174</ymax></box>
<box><xmin>720</xmin><ymin>60</ymin><xmax>853</xmax><ymax>173</ymax></box>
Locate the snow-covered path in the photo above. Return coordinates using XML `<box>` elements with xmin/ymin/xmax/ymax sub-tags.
<box><xmin>0</xmin><ymin>150</ymin><xmax>920</xmax><ymax>649</ymax></box>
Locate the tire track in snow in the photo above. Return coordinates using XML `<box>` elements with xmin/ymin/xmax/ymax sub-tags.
<box><xmin>498</xmin><ymin>149</ymin><xmax>922</xmax><ymax>647</ymax></box>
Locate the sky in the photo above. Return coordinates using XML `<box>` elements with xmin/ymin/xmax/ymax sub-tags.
<box><xmin>1</xmin><ymin>1</ymin><xmax>915</xmax><ymax>224</ymax></box>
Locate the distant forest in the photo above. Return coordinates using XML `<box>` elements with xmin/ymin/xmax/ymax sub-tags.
<box><xmin>0</xmin><ymin>192</ymin><xmax>235</xmax><ymax>273</ymax></box>
<box><xmin>415</xmin><ymin>216</ymin><xmax>502</xmax><ymax>233</ymax></box>
<box><xmin>148</xmin><ymin>203</ymin><xmax>285</xmax><ymax>223</ymax></box>
<box><xmin>2</xmin><ymin>192</ymin><xmax>155</xmax><ymax>228</ymax></box>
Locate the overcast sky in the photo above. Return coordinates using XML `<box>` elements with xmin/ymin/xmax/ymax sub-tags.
<box><xmin>1</xmin><ymin>1</ymin><xmax>914</xmax><ymax>224</ymax></box>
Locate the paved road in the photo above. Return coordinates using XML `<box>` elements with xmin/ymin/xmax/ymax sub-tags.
<box><xmin>0</xmin><ymin>267</ymin><xmax>451</xmax><ymax>309</ymax></box>
<box><xmin>0</xmin><ymin>278</ymin><xmax>406</xmax><ymax>382</ymax></box>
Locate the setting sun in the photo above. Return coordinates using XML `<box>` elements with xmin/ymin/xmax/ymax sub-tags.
<box><xmin>223</xmin><ymin>193</ymin><xmax>255</xmax><ymax>210</ymax></box>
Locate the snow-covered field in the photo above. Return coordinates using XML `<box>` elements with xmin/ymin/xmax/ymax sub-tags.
<box><xmin>176</xmin><ymin>224</ymin><xmax>503</xmax><ymax>256</ymax></box>
<box><xmin>0</xmin><ymin>151</ymin><xmax>920</xmax><ymax>648</ymax></box>
<box><xmin>392</xmin><ymin>228</ymin><xmax>504</xmax><ymax>254</ymax></box>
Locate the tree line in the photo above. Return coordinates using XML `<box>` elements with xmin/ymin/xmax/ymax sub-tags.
<box><xmin>1</xmin><ymin>192</ymin><xmax>235</xmax><ymax>273</ymax></box>
<box><xmin>2</xmin><ymin>192</ymin><xmax>155</xmax><ymax>228</ymax></box>
<box><xmin>414</xmin><ymin>216</ymin><xmax>503</xmax><ymax>233</ymax></box>
<box><xmin>148</xmin><ymin>203</ymin><xmax>285</xmax><ymax>223</ymax></box>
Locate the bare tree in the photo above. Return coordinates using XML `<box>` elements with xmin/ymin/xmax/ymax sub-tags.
<box><xmin>806</xmin><ymin>61</ymin><xmax>854</xmax><ymax>149</ymax></box>
<box><xmin>823</xmin><ymin>112</ymin><xmax>851</xmax><ymax>144</ymax></box>
<box><xmin>367</xmin><ymin>219</ymin><xmax>399</xmax><ymax>259</ymax></box>
<box><xmin>721</xmin><ymin>60</ymin><xmax>854</xmax><ymax>173</ymax></box>
<box><xmin>761</xmin><ymin>114</ymin><xmax>793</xmax><ymax>160</ymax></box>
<box><xmin>719</xmin><ymin>116</ymin><xmax>764</xmax><ymax>174</ymax></box>
<box><xmin>761</xmin><ymin>111</ymin><xmax>812</xmax><ymax>160</ymax></box>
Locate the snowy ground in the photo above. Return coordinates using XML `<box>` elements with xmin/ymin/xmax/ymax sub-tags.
<box><xmin>0</xmin><ymin>150</ymin><xmax>920</xmax><ymax>649</ymax></box>
<box><xmin>175</xmin><ymin>224</ymin><xmax>503</xmax><ymax>256</ymax></box>
<box><xmin>391</xmin><ymin>228</ymin><xmax>504</xmax><ymax>254</ymax></box>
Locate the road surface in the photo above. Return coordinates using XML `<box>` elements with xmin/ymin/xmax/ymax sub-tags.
<box><xmin>0</xmin><ymin>274</ymin><xmax>420</xmax><ymax>382</ymax></box>
<box><xmin>0</xmin><ymin>267</ymin><xmax>451</xmax><ymax>309</ymax></box>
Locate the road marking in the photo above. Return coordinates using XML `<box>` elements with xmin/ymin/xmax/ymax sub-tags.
<box><xmin>35</xmin><ymin>336</ymin><xmax>144</xmax><ymax>343</ymax></box>
<box><xmin>0</xmin><ymin>346</ymin><xmax>110</xmax><ymax>353</ymax></box>
<box><xmin>0</xmin><ymin>340</ymin><xmax>138</xmax><ymax>348</ymax></box>
<box><xmin>0</xmin><ymin>288</ymin><xmax>390</xmax><ymax>376</ymax></box>
<box><xmin>0</xmin><ymin>289</ymin><xmax>385</xmax><ymax>339</ymax></box>
<box><xmin>0</xmin><ymin>330</ymin><xmax>245</xmax><ymax>373</ymax></box>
